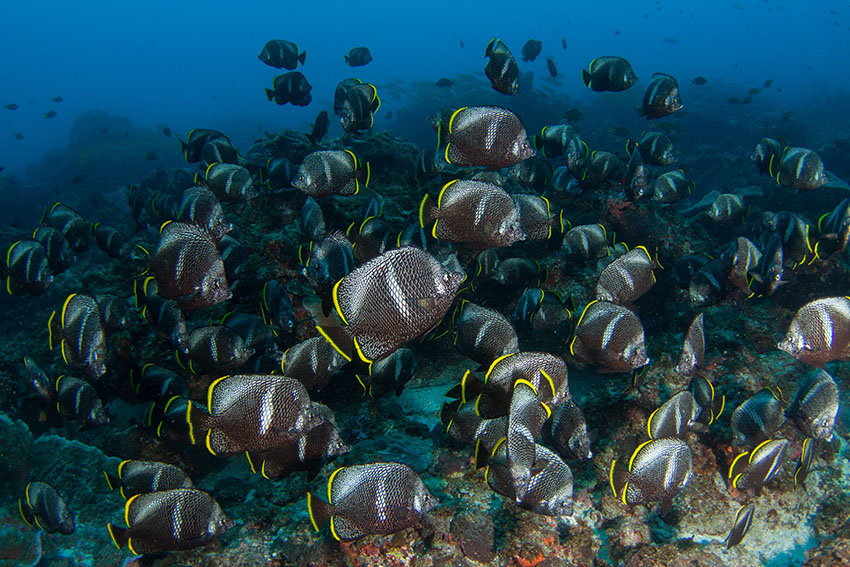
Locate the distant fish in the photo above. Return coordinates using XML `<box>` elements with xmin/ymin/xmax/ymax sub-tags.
<box><xmin>384</xmin><ymin>110</ymin><xmax>392</xmax><ymax>120</ymax></box>
<box><xmin>200</xmin><ymin>136</ymin><xmax>239</xmax><ymax>168</ymax></box>
<box><xmin>258</xmin><ymin>39</ymin><xmax>306</xmax><ymax>70</ymax></box>
<box><xmin>302</xmin><ymin>232</ymin><xmax>355</xmax><ymax>316</ymax></box>
<box><xmin>144</xmin><ymin>150</ymin><xmax>157</xmax><ymax>161</ymax></box>
<box><xmin>627</xmin><ymin>130</ymin><xmax>676</xmax><ymax>165</ymax></box>
<box><xmin>562</xmin><ymin>224</ymin><xmax>611</xmax><ymax>261</ymax></box>
<box><xmin>521</xmin><ymin>39</ymin><xmax>542</xmax><ymax>62</ymax></box>
<box><xmin>763</xmin><ymin>78</ymin><xmax>774</xmax><ymax>88</ymax></box>
<box><xmin>641</xmin><ymin>73</ymin><xmax>683</xmax><ymax>119</ymax></box>
<box><xmin>677</xmin><ymin>313</ymin><xmax>705</xmax><ymax>375</ymax></box>
<box><xmin>308</xmin><ymin>110</ymin><xmax>330</xmax><ymax>146</ymax></box>
<box><xmin>301</xmin><ymin>196</ymin><xmax>326</xmax><ymax>242</ymax></box>
<box><xmin>484</xmin><ymin>38</ymin><xmax>519</xmax><ymax>95</ymax></box>
<box><xmin>435</xmin><ymin>78</ymin><xmax>454</xmax><ymax>87</ymax></box>
<box><xmin>55</xmin><ymin>374</ymin><xmax>109</xmax><ymax>425</ymax></box>
<box><xmin>751</xmin><ymin>137</ymin><xmax>782</xmax><ymax>175</ymax></box>
<box><xmin>459</xmin><ymin>39</ymin><xmax>464</xmax><ymax>48</ymax></box>
<box><xmin>437</xmin><ymin>106</ymin><xmax>534</xmax><ymax>169</ymax></box>
<box><xmin>91</xmin><ymin>223</ymin><xmax>127</xmax><ymax>258</ymax></box>
<box><xmin>293</xmin><ymin>150</ymin><xmax>369</xmax><ymax>197</ymax></box>
<box><xmin>688</xmin><ymin>259</ymin><xmax>726</xmax><ymax>307</ymax></box>
<box><xmin>546</xmin><ymin>398</ymin><xmax>592</xmax><ymax>460</ymax></box>
<box><xmin>725</xmin><ymin>503</ymin><xmax>755</xmax><ymax>549</ymax></box>
<box><xmin>4</xmin><ymin>240</ymin><xmax>52</xmax><ymax>296</ymax></box>
<box><xmin>14</xmin><ymin>132</ymin><xmax>23</xmax><ymax>140</ymax></box>
<box><xmin>562</xmin><ymin>108</ymin><xmax>583</xmax><ymax>124</ymax></box>
<box><xmin>546</xmin><ymin>58</ymin><xmax>558</xmax><ymax>78</ymax></box>
<box><xmin>265</xmin><ymin>72</ymin><xmax>312</xmax><ymax>106</ymax></box>
<box><xmin>4</xmin><ymin>103</ymin><xmax>18</xmax><ymax>110</ymax></box>
<box><xmin>706</xmin><ymin>194</ymin><xmax>746</xmax><ymax>224</ymax></box>
<box><xmin>581</xmin><ymin>56</ymin><xmax>638</xmax><ymax>92</ymax></box>
<box><xmin>180</xmin><ymin>129</ymin><xmax>226</xmax><ymax>163</ymax></box>
<box><xmin>344</xmin><ymin>46</ymin><xmax>373</xmax><ymax>67</ymax></box>
<box><xmin>651</xmin><ymin>169</ymin><xmax>692</xmax><ymax>203</ymax></box>
<box><xmin>663</xmin><ymin>37</ymin><xmax>678</xmax><ymax>44</ymax></box>
<box><xmin>282</xmin><ymin>336</ymin><xmax>348</xmax><ymax>391</ymax></box>
<box><xmin>131</xmin><ymin>363</ymin><xmax>187</xmax><ymax>401</ymax></box>
<box><xmin>265</xmin><ymin>157</ymin><xmax>294</xmax><ymax>191</ymax></box>
<box><xmin>183</xmin><ymin>325</ymin><xmax>254</xmax><ymax>373</ymax></box>
<box><xmin>747</xmin><ymin>87</ymin><xmax>762</xmax><ymax>96</ymax></box>
<box><xmin>161</xmin><ymin>125</ymin><xmax>171</xmax><ymax>137</ymax></box>
<box><xmin>691</xmin><ymin>76</ymin><xmax>707</xmax><ymax>85</ymax></box>
<box><xmin>561</xmin><ymin>37</ymin><xmax>567</xmax><ymax>49</ymax></box>
<box><xmin>44</xmin><ymin>110</ymin><xmax>57</xmax><ymax>118</ymax></box>
<box><xmin>18</xmin><ymin>482</ymin><xmax>75</xmax><ymax>534</ymax></box>
<box><xmin>336</xmin><ymin>81</ymin><xmax>380</xmax><ymax>133</ymax></box>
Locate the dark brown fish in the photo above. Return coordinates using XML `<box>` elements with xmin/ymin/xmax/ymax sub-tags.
<box><xmin>202</xmin><ymin>163</ymin><xmax>255</xmax><ymax>203</ymax></box>
<box><xmin>338</xmin><ymin>83</ymin><xmax>380</xmax><ymax>132</ymax></box>
<box><xmin>49</xmin><ymin>293</ymin><xmax>108</xmax><ymax>379</ymax></box>
<box><xmin>437</xmin><ymin>106</ymin><xmax>535</xmax><ymax>169</ymax></box>
<box><xmin>32</xmin><ymin>226</ymin><xmax>73</xmax><ymax>273</ymax></box>
<box><xmin>303</xmin><ymin>232</ymin><xmax>356</xmax><ymax>315</ymax></box>
<box><xmin>181</xmin><ymin>129</ymin><xmax>226</xmax><ymax>163</ymax></box>
<box><xmin>19</xmin><ymin>482</ymin><xmax>75</xmax><ymax>534</ymax></box>
<box><xmin>730</xmin><ymin>389</ymin><xmax>785</xmax><ymax>446</ymax></box>
<box><xmin>454</xmin><ymin>301</ymin><xmax>519</xmax><ymax>366</ymax></box>
<box><xmin>258</xmin><ymin>39</ymin><xmax>306</xmax><ymax>70</ymax></box>
<box><xmin>595</xmin><ymin>246</ymin><xmax>656</xmax><ymax>304</ymax></box>
<box><xmin>751</xmin><ymin>137</ymin><xmax>782</xmax><ymax>175</ymax></box>
<box><xmin>484</xmin><ymin>39</ymin><xmax>519</xmax><ymax>95</ymax></box>
<box><xmin>178</xmin><ymin>186</ymin><xmax>231</xmax><ymax>240</ymax></box>
<box><xmin>569</xmin><ymin>300</ymin><xmax>648</xmax><ymax>372</ymax></box>
<box><xmin>104</xmin><ymin>460</ymin><xmax>194</xmax><ymax>500</ymax></box>
<box><xmin>609</xmin><ymin>438</ymin><xmax>693</xmax><ymax>509</ymax></box>
<box><xmin>55</xmin><ymin>374</ymin><xmax>109</xmax><ymax>425</ymax></box>
<box><xmin>647</xmin><ymin>391</ymin><xmax>699</xmax><ymax>439</ymax></box>
<box><xmin>200</xmin><ymin>136</ymin><xmax>239</xmax><ymax>168</ymax></box>
<box><xmin>562</xmin><ymin>224</ymin><xmax>611</xmax><ymax>261</ymax></box>
<box><xmin>4</xmin><ymin>240</ymin><xmax>52</xmax><ymax>296</ymax></box>
<box><xmin>282</xmin><ymin>336</ymin><xmax>349</xmax><ymax>390</ymax></box>
<box><xmin>149</xmin><ymin>221</ymin><xmax>231</xmax><ymax>311</ymax></box>
<box><xmin>41</xmin><ymin>202</ymin><xmax>88</xmax><ymax>252</ymax></box>
<box><xmin>627</xmin><ymin>130</ymin><xmax>676</xmax><ymax>166</ymax></box>
<box><xmin>184</xmin><ymin>326</ymin><xmax>254</xmax><ymax>374</ymax></box>
<box><xmin>725</xmin><ymin>503</ymin><xmax>755</xmax><ymax>549</ymax></box>
<box><xmin>293</xmin><ymin>150</ymin><xmax>369</xmax><ymax>197</ymax></box>
<box><xmin>513</xmin><ymin>193</ymin><xmax>554</xmax><ymax>241</ymax></box>
<box><xmin>777</xmin><ymin>297</ymin><xmax>850</xmax><ymax>366</ymax></box>
<box><xmin>677</xmin><ymin>313</ymin><xmax>705</xmax><ymax>374</ymax></box>
<box><xmin>137</xmin><ymin>277</ymin><xmax>190</xmax><ymax>352</ymax></box>
<box><xmin>308</xmin><ymin>110</ymin><xmax>330</xmax><ymax>146</ymax></box>
<box><xmin>788</xmin><ymin>370</ymin><xmax>839</xmax><ymax>441</ymax></box>
<box><xmin>641</xmin><ymin>73</ymin><xmax>683</xmax><ymax>119</ymax></box>
<box><xmin>265</xmin><ymin>72</ymin><xmax>312</xmax><ymax>106</ymax></box>
<box><xmin>130</xmin><ymin>363</ymin><xmax>187</xmax><ymax>402</ymax></box>
<box><xmin>91</xmin><ymin>223</ymin><xmax>127</xmax><ymax>258</ymax></box>
<box><xmin>769</xmin><ymin>147</ymin><xmax>828</xmax><ymax>190</ymax></box>
<box><xmin>581</xmin><ymin>56</ymin><xmax>638</xmax><ymax>92</ymax></box>
<box><xmin>728</xmin><ymin>439</ymin><xmax>788</xmax><ymax>494</ymax></box>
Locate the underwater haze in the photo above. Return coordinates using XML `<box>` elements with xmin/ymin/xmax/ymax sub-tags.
<box><xmin>2</xmin><ymin>0</ymin><xmax>850</xmax><ymax>566</ymax></box>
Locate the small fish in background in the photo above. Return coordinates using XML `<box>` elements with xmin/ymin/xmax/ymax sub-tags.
<box><xmin>200</xmin><ymin>136</ymin><xmax>239</xmax><ymax>168</ymax></box>
<box><xmin>747</xmin><ymin>87</ymin><xmax>762</xmax><ymax>96</ymax></box>
<box><xmin>727</xmin><ymin>438</ymin><xmax>788</xmax><ymax>494</ymax></box>
<box><xmin>137</xmin><ymin>278</ymin><xmax>190</xmax><ymax>353</ymax></box>
<box><xmin>13</xmin><ymin>132</ymin><xmax>24</xmax><ymax>140</ymax></box>
<box><xmin>641</xmin><ymin>73</ymin><xmax>683</xmax><ymax>119</ymax></box>
<box><xmin>609</xmin><ymin>438</ymin><xmax>693</xmax><ymax>511</ymax></box>
<box><xmin>357</xmin><ymin>347</ymin><xmax>417</xmax><ymax>398</ymax></box>
<box><xmin>777</xmin><ymin>296</ymin><xmax>850</xmax><ymax>366</ymax></box>
<box><xmin>221</xmin><ymin>312</ymin><xmax>278</xmax><ymax>355</ymax></box>
<box><xmin>293</xmin><ymin>150</ymin><xmax>369</xmax><ymax>197</ymax></box>
<box><xmin>55</xmin><ymin>374</ymin><xmax>109</xmax><ymax>425</ymax></box>
<box><xmin>730</xmin><ymin>389</ymin><xmax>785</xmax><ymax>446</ymax></box>
<box><xmin>178</xmin><ymin>186</ymin><xmax>231</xmax><ymax>241</ymax></box>
<box><xmin>301</xmin><ymin>196</ymin><xmax>327</xmax><ymax>242</ymax></box>
<box><xmin>107</xmin><ymin>488</ymin><xmax>232</xmax><ymax>554</ymax></box>
<box><xmin>728</xmin><ymin>97</ymin><xmax>740</xmax><ymax>104</ymax></box>
<box><xmin>265</xmin><ymin>157</ymin><xmax>295</xmax><ymax>191</ymax></box>
<box><xmin>815</xmin><ymin>198</ymin><xmax>850</xmax><ymax>257</ymax></box>
<box><xmin>561</xmin><ymin>37</ymin><xmax>567</xmax><ymax>49</ymax></box>
<box><xmin>546</xmin><ymin>58</ymin><xmax>558</xmax><ymax>78</ymax></box>
<box><xmin>344</xmin><ymin>46</ymin><xmax>372</xmax><ymax>67</ymax></box>
<box><xmin>144</xmin><ymin>150</ymin><xmax>157</xmax><ymax>161</ymax></box>
<box><xmin>662</xmin><ymin>37</ymin><xmax>678</xmax><ymax>44</ymax></box>
<box><xmin>348</xmin><ymin>215</ymin><xmax>393</xmax><ymax>264</ymax></box>
<box><xmin>183</xmin><ymin>326</ymin><xmax>249</xmax><ymax>374</ymax></box>
<box><xmin>91</xmin><ymin>223</ymin><xmax>127</xmax><ymax>258</ymax></box>
<box><xmin>68</xmin><ymin>174</ymin><xmax>85</xmax><ymax>185</ymax></box>
<box><xmin>545</xmin><ymin>398</ymin><xmax>592</xmax><ymax>460</ymax></box>
<box><xmin>725</xmin><ymin>503</ymin><xmax>755</xmax><ymax>549</ymax></box>
<box><xmin>282</xmin><ymin>336</ymin><xmax>349</xmax><ymax>390</ymax></box>
<box><xmin>18</xmin><ymin>482</ymin><xmax>75</xmax><ymax>534</ymax></box>
<box><xmin>49</xmin><ymin>293</ymin><xmax>108</xmax><ymax>380</ymax></box>
<box><xmin>562</xmin><ymin>224</ymin><xmax>612</xmax><ymax>261</ymax></box>
<box><xmin>761</xmin><ymin>211</ymin><xmax>812</xmax><ymax>268</ymax></box>
<box><xmin>513</xmin><ymin>193</ymin><xmax>554</xmax><ymax>241</ymax></box>
<box><xmin>706</xmin><ymin>194</ymin><xmax>746</xmax><ymax>225</ymax></box>
<box><xmin>4</xmin><ymin>240</ymin><xmax>52</xmax><ymax>296</ymax></box>
<box><xmin>149</xmin><ymin>221</ymin><xmax>231</xmax><ymax>311</ymax></box>
<box><xmin>308</xmin><ymin>110</ymin><xmax>329</xmax><ymax>146</ymax></box>
<box><xmin>581</xmin><ymin>56</ymin><xmax>638</xmax><ymax>92</ymax></box>
<box><xmin>677</xmin><ymin>313</ymin><xmax>705</xmax><ymax>375</ymax></box>
<box><xmin>435</xmin><ymin>78</ymin><xmax>454</xmax><ymax>87</ymax></box>
<box><xmin>453</xmin><ymin>301</ymin><xmax>519</xmax><ymax>366</ymax></box>
<box><xmin>258</xmin><ymin>39</ymin><xmax>306</xmax><ymax>70</ymax></box>
<box><xmin>307</xmin><ymin>462</ymin><xmax>438</xmax><ymax>540</ymax></box>
<box><xmin>95</xmin><ymin>293</ymin><xmax>130</xmax><ymax>331</ymax></box>
<box><xmin>484</xmin><ymin>39</ymin><xmax>519</xmax><ymax>95</ymax></box>
<box><xmin>419</xmin><ymin>179</ymin><xmax>525</xmax><ymax>248</ymax></box>
<box><xmin>44</xmin><ymin>110</ymin><xmax>57</xmax><ymax>118</ymax></box>
<box><xmin>627</xmin><ymin>130</ymin><xmax>676</xmax><ymax>165</ymax></box>
<box><xmin>265</xmin><ymin>72</ymin><xmax>312</xmax><ymax>106</ymax></box>
<box><xmin>769</xmin><ymin>147</ymin><xmax>828</xmax><ymax>190</ymax></box>
<box><xmin>103</xmin><ymin>460</ymin><xmax>194</xmax><ymax>500</ymax></box>
<box><xmin>384</xmin><ymin>110</ymin><xmax>392</xmax><ymax>120</ymax></box>
<box><xmin>647</xmin><ymin>391</ymin><xmax>700</xmax><ymax>439</ymax></box>
<box><xmin>512</xmin><ymin>288</ymin><xmax>573</xmax><ymax>335</ymax></box>
<box><xmin>569</xmin><ymin>300</ymin><xmax>649</xmax><ymax>373</ymax></box>
<box><xmin>688</xmin><ymin>259</ymin><xmax>726</xmax><ymax>307</ymax></box>
<box><xmin>794</xmin><ymin>437</ymin><xmax>814</xmax><ymax>489</ymax></box>
<box><xmin>52</xmin><ymin>96</ymin><xmax>63</xmax><ymax>102</ymax></box>
<box><xmin>5</xmin><ymin>103</ymin><xmax>18</xmax><ymax>110</ymax></box>
<box><xmin>180</xmin><ymin>129</ymin><xmax>227</xmax><ymax>163</ymax></box>
<box><xmin>521</xmin><ymin>39</ymin><xmax>542</xmax><ymax>61</ymax></box>
<box><xmin>788</xmin><ymin>370</ymin><xmax>839</xmax><ymax>441</ymax></box>
<box><xmin>625</xmin><ymin>149</ymin><xmax>646</xmax><ymax>200</ymax></box>
<box><xmin>302</xmin><ymin>232</ymin><xmax>355</xmax><ymax>316</ymax></box>
<box><xmin>691</xmin><ymin>76</ymin><xmax>707</xmax><ymax>85</ymax></box>
<box><xmin>130</xmin><ymin>363</ymin><xmax>187</xmax><ymax>402</ymax></box>
<box><xmin>437</xmin><ymin>106</ymin><xmax>535</xmax><ymax>169</ymax></box>
<box><xmin>723</xmin><ymin>237</ymin><xmax>761</xmax><ymax>295</ymax></box>
<box><xmin>459</xmin><ymin>38</ymin><xmax>464</xmax><ymax>48</ymax></box>
<box><xmin>41</xmin><ymin>202</ymin><xmax>89</xmax><ymax>252</ymax></box>
<box><xmin>651</xmin><ymin>169</ymin><xmax>692</xmax><ymax>203</ymax></box>
<box><xmin>764</xmin><ymin>78</ymin><xmax>774</xmax><ymax>88</ymax></box>
<box><xmin>161</xmin><ymin>125</ymin><xmax>171</xmax><ymax>137</ymax></box>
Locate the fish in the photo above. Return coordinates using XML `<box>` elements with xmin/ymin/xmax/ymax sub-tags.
<box><xmin>49</xmin><ymin>293</ymin><xmax>108</xmax><ymax>379</ymax></box>
<box><xmin>181</xmin><ymin>129</ymin><xmax>227</xmax><ymax>163</ymax></box>
<box><xmin>149</xmin><ymin>221</ymin><xmax>231</xmax><ymax>310</ymax></box>
<box><xmin>707</xmin><ymin>194</ymin><xmax>746</xmax><ymax>224</ymax></box>
<box><xmin>725</xmin><ymin>503</ymin><xmax>755</xmax><ymax>549</ymax></box>
<box><xmin>55</xmin><ymin>374</ymin><xmax>109</xmax><ymax>425</ymax></box>
<box><xmin>44</xmin><ymin>110</ymin><xmax>57</xmax><ymax>119</ymax></box>
<box><xmin>188</xmin><ymin>374</ymin><xmax>323</xmax><ymax>455</ymax></box>
<box><xmin>486</xmin><ymin>439</ymin><xmax>574</xmax><ymax>516</ymax></box>
<box><xmin>625</xmin><ymin>149</ymin><xmax>647</xmax><ymax>200</ymax></box>
<box><xmin>282</xmin><ymin>336</ymin><xmax>349</xmax><ymax>391</ymax></box>
<box><xmin>561</xmin><ymin>38</ymin><xmax>567</xmax><ymax>49</ymax></box>
<box><xmin>96</xmin><ymin>294</ymin><xmax>129</xmax><ymax>331</ymax></box>
<box><xmin>150</xmin><ymin>192</ymin><xmax>178</xmax><ymax>225</ymax></box>
<box><xmin>562</xmin><ymin>224</ymin><xmax>612</xmax><ymax>261</ymax></box>
<box><xmin>677</xmin><ymin>313</ymin><xmax>705</xmax><ymax>375</ymax></box>
<box><xmin>258</xmin><ymin>39</ymin><xmax>306</xmax><ymax>69</ymax></box>
<box><xmin>513</xmin><ymin>194</ymin><xmax>554</xmax><ymax>241</ymax></box>
<box><xmin>454</xmin><ymin>302</ymin><xmax>519</xmax><ymax>366</ymax></box>
<box><xmin>257</xmin><ymin>280</ymin><xmax>295</xmax><ymax>338</ymax></box>
<box><xmin>581</xmin><ymin>150</ymin><xmax>623</xmax><ymax>185</ymax></box>
<box><xmin>356</xmin><ymin>347</ymin><xmax>417</xmax><ymax>398</ymax></box>
<box><xmin>91</xmin><ymin>223</ymin><xmax>127</xmax><ymax>258</ymax></box>
<box><xmin>581</xmin><ymin>56</ymin><xmax>638</xmax><ymax>92</ymax></box>
<box><xmin>337</xmin><ymin>83</ymin><xmax>380</xmax><ymax>133</ymax></box>
<box><xmin>761</xmin><ymin>211</ymin><xmax>812</xmax><ymax>268</ymax></box>
<box><xmin>437</xmin><ymin>106</ymin><xmax>535</xmax><ymax>169</ymax></box>
<box><xmin>651</xmin><ymin>169</ymin><xmax>692</xmax><ymax>203</ymax></box>
<box><xmin>484</xmin><ymin>39</ymin><xmax>519</xmax><ymax>95</ymax></box>
<box><xmin>178</xmin><ymin>186</ymin><xmax>231</xmax><ymax>241</ymax></box>
<box><xmin>4</xmin><ymin>103</ymin><xmax>18</xmax><ymax>110</ymax></box>
<box><xmin>14</xmin><ymin>132</ymin><xmax>23</xmax><ymax>139</ymax></box>
<box><xmin>533</xmin><ymin>124</ymin><xmax>587</xmax><ymax>169</ymax></box>
<box><xmin>769</xmin><ymin>147</ymin><xmax>828</xmax><ymax>190</ymax></box>
<box><xmin>349</xmin><ymin>216</ymin><xmax>393</xmax><ymax>264</ymax></box>
<box><xmin>130</xmin><ymin>363</ymin><xmax>187</xmax><ymax>402</ymax></box>
<box><xmin>570</xmin><ymin>300</ymin><xmax>649</xmax><ymax>373</ymax></box>
<box><xmin>221</xmin><ymin>312</ymin><xmax>278</xmax><ymax>354</ymax></box>
<box><xmin>730</xmin><ymin>389</ymin><xmax>785</xmax><ymax>446</ymax></box>
<box><xmin>788</xmin><ymin>370</ymin><xmax>839</xmax><ymax>441</ymax></box>
<box><xmin>293</xmin><ymin>150</ymin><xmax>370</xmax><ymax>197</ymax></box>
<box><xmin>419</xmin><ymin>179</ymin><xmax>525</xmax><ymax>248</ymax></box>
<box><xmin>333</xmin><ymin>78</ymin><xmax>365</xmax><ymax>115</ymax></box>
<box><xmin>521</xmin><ymin>39</ymin><xmax>542</xmax><ymax>62</ymax></box>
<box><xmin>512</xmin><ymin>288</ymin><xmax>573</xmax><ymax>334</ymax></box>
<box><xmin>816</xmin><ymin>198</ymin><xmax>850</xmax><ymax>256</ymax></box>
<box><xmin>794</xmin><ymin>437</ymin><xmax>814</xmax><ymax>489</ymax></box>
<box><xmin>561</xmin><ymin>108</ymin><xmax>583</xmax><ymax>124</ymax></box>
<box><xmin>103</xmin><ymin>460</ymin><xmax>194</xmax><ymax>500</ymax></box>
<box><xmin>545</xmin><ymin>398</ymin><xmax>592</xmax><ymax>460</ymax></box>
<box><xmin>595</xmin><ymin>246</ymin><xmax>657</xmax><ymax>304</ymax></box>
<box><xmin>263</xmin><ymin>157</ymin><xmax>294</xmax><ymax>192</ymax></box>
<box><xmin>435</xmin><ymin>78</ymin><xmax>454</xmax><ymax>87</ymax></box>
<box><xmin>324</xmin><ymin>247</ymin><xmax>463</xmax><ymax>362</ymax></box>
<box><xmin>627</xmin><ymin>131</ymin><xmax>676</xmax><ymax>166</ymax></box>
<box><xmin>747</xmin><ymin>233</ymin><xmax>784</xmax><ymax>297</ymax></box>
<box><xmin>303</xmin><ymin>232</ymin><xmax>356</xmax><ymax>315</ymax></box>
<box><xmin>482</xmin><ymin>257</ymin><xmax>545</xmax><ymax>292</ymax></box>
<box><xmin>32</xmin><ymin>226</ymin><xmax>74</xmax><ymax>273</ymax></box>
<box><xmin>670</xmin><ymin>253</ymin><xmax>711</xmax><ymax>290</ymax></box>
<box><xmin>200</xmin><ymin>136</ymin><xmax>239</xmax><ymax>168</ymax></box>
<box><xmin>688</xmin><ymin>259</ymin><xmax>726</xmax><ymax>307</ymax></box>
<box><xmin>24</xmin><ymin>355</ymin><xmax>53</xmax><ymax>401</ymax></box>
<box><xmin>161</xmin><ymin>126</ymin><xmax>171</xmax><ymax>137</ymax></box>
<box><xmin>727</xmin><ymin>438</ymin><xmax>788</xmax><ymax>494</ymax></box>
<box><xmin>689</xmin><ymin>374</ymin><xmax>724</xmax><ymax>426</ymax></box>
<box><xmin>107</xmin><ymin>488</ymin><xmax>231</xmax><ymax>554</ymax></box>
<box><xmin>751</xmin><ymin>137</ymin><xmax>782</xmax><ymax>175</ymax></box>
<box><xmin>266</xmin><ymin>72</ymin><xmax>312</xmax><ymax>106</ymax></box>
<box><xmin>344</xmin><ymin>46</ymin><xmax>373</xmax><ymax>67</ymax></box>
<box><xmin>691</xmin><ymin>76</ymin><xmax>707</xmax><ymax>85</ymax></box>
<box><xmin>301</xmin><ymin>196</ymin><xmax>327</xmax><ymax>242</ymax></box>
<box><xmin>415</xmin><ymin>148</ymin><xmax>445</xmax><ymax>181</ymax></box>
<box><xmin>18</xmin><ymin>482</ymin><xmax>75</xmax><ymax>534</ymax></box>
<box><xmin>202</xmin><ymin>163</ymin><xmax>255</xmax><ymax>203</ymax></box>
<box><xmin>183</xmin><ymin>326</ymin><xmax>254</xmax><ymax>374</ymax></box>
<box><xmin>308</xmin><ymin>110</ymin><xmax>330</xmax><ymax>146</ymax></box>
<box><xmin>137</xmin><ymin>280</ymin><xmax>190</xmax><ymax>352</ymax></box>
<box><xmin>211</xmin><ymin>236</ymin><xmax>247</xmax><ymax>289</ymax></box>
<box><xmin>747</xmin><ymin>87</ymin><xmax>762</xmax><ymax>96</ymax></box>
<box><xmin>641</xmin><ymin>73</ymin><xmax>683</xmax><ymax>119</ymax></box>
<box><xmin>4</xmin><ymin>240</ymin><xmax>52</xmax><ymax>296</ymax></box>
<box><xmin>509</xmin><ymin>157</ymin><xmax>554</xmax><ymax>193</ymax></box>
<box><xmin>41</xmin><ymin>202</ymin><xmax>89</xmax><ymax>252</ymax></box>
<box><xmin>307</xmin><ymin>462</ymin><xmax>438</xmax><ymax>540</ymax></box>
<box><xmin>546</xmin><ymin>58</ymin><xmax>558</xmax><ymax>78</ymax></box>
<box><xmin>647</xmin><ymin>391</ymin><xmax>700</xmax><ymax>439</ymax></box>
<box><xmin>442</xmin><ymin>402</ymin><xmax>507</xmax><ymax>467</ymax></box>
<box><xmin>777</xmin><ymin>296</ymin><xmax>850</xmax><ymax>366</ymax></box>
<box><xmin>609</xmin><ymin>438</ymin><xmax>693</xmax><ymax>510</ymax></box>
